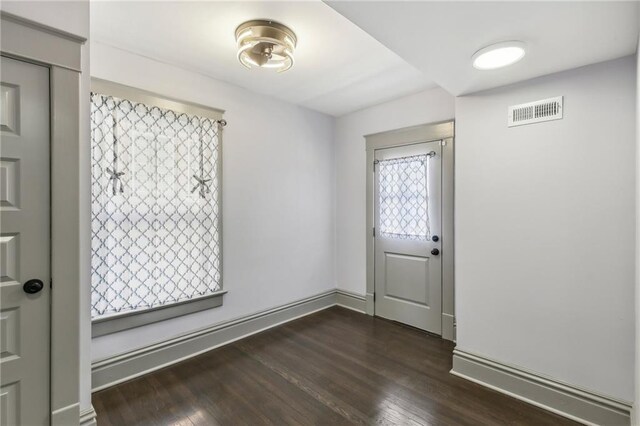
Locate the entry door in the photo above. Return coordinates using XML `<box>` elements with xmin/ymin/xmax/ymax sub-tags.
<box><xmin>0</xmin><ymin>56</ymin><xmax>51</xmax><ymax>425</ymax></box>
<box><xmin>374</xmin><ymin>141</ymin><xmax>442</xmax><ymax>334</ymax></box>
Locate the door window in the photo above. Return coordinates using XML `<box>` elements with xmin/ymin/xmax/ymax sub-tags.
<box><xmin>378</xmin><ymin>154</ymin><xmax>431</xmax><ymax>240</ymax></box>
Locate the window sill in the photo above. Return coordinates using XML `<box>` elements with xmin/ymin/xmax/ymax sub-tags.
<box><xmin>92</xmin><ymin>290</ymin><xmax>227</xmax><ymax>337</ymax></box>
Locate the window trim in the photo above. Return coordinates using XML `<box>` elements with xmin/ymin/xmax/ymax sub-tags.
<box><xmin>90</xmin><ymin>78</ymin><xmax>225</xmax><ymax>337</ymax></box>
<box><xmin>91</xmin><ymin>78</ymin><xmax>224</xmax><ymax>120</ymax></box>
<box><xmin>92</xmin><ymin>290</ymin><xmax>227</xmax><ymax>337</ymax></box>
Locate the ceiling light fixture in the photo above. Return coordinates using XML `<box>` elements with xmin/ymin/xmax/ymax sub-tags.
<box><xmin>472</xmin><ymin>41</ymin><xmax>526</xmax><ymax>70</ymax></box>
<box><xmin>235</xmin><ymin>20</ymin><xmax>297</xmax><ymax>73</ymax></box>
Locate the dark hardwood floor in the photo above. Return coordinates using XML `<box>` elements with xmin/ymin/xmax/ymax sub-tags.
<box><xmin>93</xmin><ymin>307</ymin><xmax>578</xmax><ymax>425</ymax></box>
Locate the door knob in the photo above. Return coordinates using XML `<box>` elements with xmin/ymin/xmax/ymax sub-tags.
<box><xmin>23</xmin><ymin>279</ymin><xmax>44</xmax><ymax>294</ymax></box>
<box><xmin>431</xmin><ymin>248</ymin><xmax>440</xmax><ymax>256</ymax></box>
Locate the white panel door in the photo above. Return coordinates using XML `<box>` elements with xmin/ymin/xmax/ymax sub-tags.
<box><xmin>0</xmin><ymin>56</ymin><xmax>50</xmax><ymax>425</ymax></box>
<box><xmin>374</xmin><ymin>141</ymin><xmax>442</xmax><ymax>334</ymax></box>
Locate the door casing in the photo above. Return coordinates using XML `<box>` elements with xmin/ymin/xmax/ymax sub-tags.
<box><xmin>1</xmin><ymin>11</ymin><xmax>85</xmax><ymax>424</ymax></box>
<box><xmin>365</xmin><ymin>120</ymin><xmax>455</xmax><ymax>341</ymax></box>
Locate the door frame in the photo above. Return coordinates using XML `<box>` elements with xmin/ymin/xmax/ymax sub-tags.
<box><xmin>365</xmin><ymin>120</ymin><xmax>455</xmax><ymax>341</ymax></box>
<box><xmin>1</xmin><ymin>12</ymin><xmax>85</xmax><ymax>424</ymax></box>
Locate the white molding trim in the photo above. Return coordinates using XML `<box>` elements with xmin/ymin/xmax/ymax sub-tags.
<box><xmin>442</xmin><ymin>313</ymin><xmax>455</xmax><ymax>342</ymax></box>
<box><xmin>451</xmin><ymin>349</ymin><xmax>632</xmax><ymax>426</ymax></box>
<box><xmin>92</xmin><ymin>291</ymin><xmax>227</xmax><ymax>337</ymax></box>
<box><xmin>92</xmin><ymin>290</ymin><xmax>339</xmax><ymax>391</ymax></box>
<box><xmin>336</xmin><ymin>289</ymin><xmax>366</xmax><ymax>313</ymax></box>
<box><xmin>91</xmin><ymin>78</ymin><xmax>224</xmax><ymax>120</ymax></box>
<box><xmin>0</xmin><ymin>11</ymin><xmax>85</xmax><ymax>72</ymax></box>
<box><xmin>1</xmin><ymin>13</ymin><xmax>85</xmax><ymax>424</ymax></box>
<box><xmin>365</xmin><ymin>120</ymin><xmax>455</xmax><ymax>149</ymax></box>
<box><xmin>51</xmin><ymin>403</ymin><xmax>79</xmax><ymax>426</ymax></box>
<box><xmin>365</xmin><ymin>292</ymin><xmax>375</xmax><ymax>315</ymax></box>
<box><xmin>79</xmin><ymin>406</ymin><xmax>97</xmax><ymax>426</ymax></box>
<box><xmin>364</xmin><ymin>121</ymin><xmax>455</xmax><ymax>342</ymax></box>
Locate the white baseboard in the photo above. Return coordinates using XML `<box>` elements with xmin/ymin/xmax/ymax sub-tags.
<box><xmin>79</xmin><ymin>405</ymin><xmax>97</xmax><ymax>426</ymax></box>
<box><xmin>51</xmin><ymin>403</ymin><xmax>79</xmax><ymax>426</ymax></box>
<box><xmin>336</xmin><ymin>289</ymin><xmax>366</xmax><ymax>313</ymax></box>
<box><xmin>451</xmin><ymin>349</ymin><xmax>632</xmax><ymax>426</ymax></box>
<box><xmin>92</xmin><ymin>290</ymin><xmax>338</xmax><ymax>392</ymax></box>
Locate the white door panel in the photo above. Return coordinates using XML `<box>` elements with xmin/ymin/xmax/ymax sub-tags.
<box><xmin>0</xmin><ymin>56</ymin><xmax>50</xmax><ymax>425</ymax></box>
<box><xmin>384</xmin><ymin>252</ymin><xmax>429</xmax><ymax>305</ymax></box>
<box><xmin>374</xmin><ymin>141</ymin><xmax>442</xmax><ymax>333</ymax></box>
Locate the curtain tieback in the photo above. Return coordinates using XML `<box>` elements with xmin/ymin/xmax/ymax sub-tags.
<box><xmin>191</xmin><ymin>175</ymin><xmax>211</xmax><ymax>199</ymax></box>
<box><xmin>106</xmin><ymin>168</ymin><xmax>125</xmax><ymax>195</ymax></box>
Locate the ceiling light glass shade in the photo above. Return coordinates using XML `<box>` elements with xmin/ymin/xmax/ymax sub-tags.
<box><xmin>235</xmin><ymin>20</ymin><xmax>297</xmax><ymax>73</ymax></box>
<box><xmin>472</xmin><ymin>41</ymin><xmax>526</xmax><ymax>70</ymax></box>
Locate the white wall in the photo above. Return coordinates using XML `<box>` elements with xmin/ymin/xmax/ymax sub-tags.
<box><xmin>635</xmin><ymin>29</ymin><xmax>640</xmax><ymax>425</ymax></box>
<box><xmin>90</xmin><ymin>42</ymin><xmax>336</xmax><ymax>360</ymax></box>
<box><xmin>334</xmin><ymin>88</ymin><xmax>455</xmax><ymax>295</ymax></box>
<box><xmin>0</xmin><ymin>0</ymin><xmax>93</xmax><ymax>416</ymax></box>
<box><xmin>455</xmin><ymin>56</ymin><xmax>636</xmax><ymax>401</ymax></box>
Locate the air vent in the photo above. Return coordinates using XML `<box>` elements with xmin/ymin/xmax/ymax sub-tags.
<box><xmin>508</xmin><ymin>96</ymin><xmax>563</xmax><ymax>127</ymax></box>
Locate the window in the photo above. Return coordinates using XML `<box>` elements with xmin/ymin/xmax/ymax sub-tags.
<box><xmin>378</xmin><ymin>154</ymin><xmax>431</xmax><ymax>240</ymax></box>
<box><xmin>90</xmin><ymin>80</ymin><xmax>225</xmax><ymax>335</ymax></box>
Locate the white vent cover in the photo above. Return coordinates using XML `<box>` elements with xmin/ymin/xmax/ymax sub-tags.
<box><xmin>508</xmin><ymin>96</ymin><xmax>563</xmax><ymax>127</ymax></box>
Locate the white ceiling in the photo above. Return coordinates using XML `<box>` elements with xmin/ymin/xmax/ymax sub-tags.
<box><xmin>327</xmin><ymin>1</ymin><xmax>640</xmax><ymax>96</ymax></box>
<box><xmin>90</xmin><ymin>1</ymin><xmax>436</xmax><ymax>117</ymax></box>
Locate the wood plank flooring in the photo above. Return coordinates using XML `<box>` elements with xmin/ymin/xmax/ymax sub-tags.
<box><xmin>93</xmin><ymin>306</ymin><xmax>579</xmax><ymax>425</ymax></box>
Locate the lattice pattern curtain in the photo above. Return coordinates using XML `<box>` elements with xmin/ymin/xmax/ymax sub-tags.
<box><xmin>90</xmin><ymin>93</ymin><xmax>222</xmax><ymax>319</ymax></box>
<box><xmin>378</xmin><ymin>154</ymin><xmax>431</xmax><ymax>240</ymax></box>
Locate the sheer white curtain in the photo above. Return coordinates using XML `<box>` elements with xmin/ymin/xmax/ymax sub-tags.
<box><xmin>90</xmin><ymin>93</ymin><xmax>221</xmax><ymax>319</ymax></box>
<box><xmin>378</xmin><ymin>154</ymin><xmax>431</xmax><ymax>240</ymax></box>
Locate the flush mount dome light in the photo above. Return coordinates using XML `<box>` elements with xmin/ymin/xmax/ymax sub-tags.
<box><xmin>472</xmin><ymin>41</ymin><xmax>526</xmax><ymax>70</ymax></box>
<box><xmin>235</xmin><ymin>20</ymin><xmax>297</xmax><ymax>73</ymax></box>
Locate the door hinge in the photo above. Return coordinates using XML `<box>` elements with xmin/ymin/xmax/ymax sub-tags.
<box><xmin>372</xmin><ymin>227</ymin><xmax>376</xmax><ymax>237</ymax></box>
<box><xmin>373</xmin><ymin>293</ymin><xmax>376</xmax><ymax>301</ymax></box>
<box><xmin>49</xmin><ymin>279</ymin><xmax>52</xmax><ymax>289</ymax></box>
